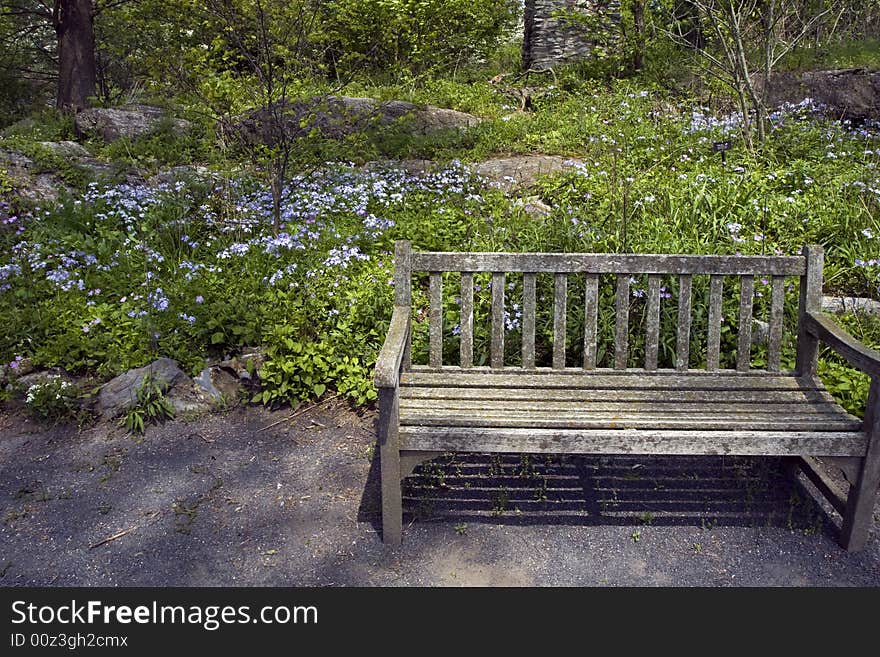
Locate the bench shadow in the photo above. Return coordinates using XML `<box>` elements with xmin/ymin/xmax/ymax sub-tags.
<box><xmin>358</xmin><ymin>451</ymin><xmax>837</xmax><ymax>536</ymax></box>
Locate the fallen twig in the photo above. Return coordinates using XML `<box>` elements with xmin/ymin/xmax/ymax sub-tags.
<box><xmin>257</xmin><ymin>394</ymin><xmax>340</xmax><ymax>432</ymax></box>
<box><xmin>89</xmin><ymin>511</ymin><xmax>159</xmax><ymax>550</ymax></box>
<box><xmin>89</xmin><ymin>525</ymin><xmax>137</xmax><ymax>549</ymax></box>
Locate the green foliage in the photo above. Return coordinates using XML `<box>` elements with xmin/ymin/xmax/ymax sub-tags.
<box><xmin>255</xmin><ymin>261</ymin><xmax>393</xmax><ymax>406</ymax></box>
<box><xmin>818</xmin><ymin>313</ymin><xmax>880</xmax><ymax>416</ymax></box>
<box><xmin>780</xmin><ymin>38</ymin><xmax>880</xmax><ymax>72</ymax></box>
<box><xmin>318</xmin><ymin>0</ymin><xmax>519</xmax><ymax>76</ymax></box>
<box><xmin>0</xmin><ymin>110</ymin><xmax>76</xmax><ymax>141</ymax></box>
<box><xmin>0</xmin><ymin>12</ymin><xmax>54</xmax><ymax>126</ymax></box>
<box><xmin>120</xmin><ymin>373</ymin><xmax>175</xmax><ymax>435</ymax></box>
<box><xmin>24</xmin><ymin>376</ymin><xmax>80</xmax><ymax>423</ymax></box>
<box><xmin>96</xmin><ymin>119</ymin><xmax>214</xmax><ymax>172</ymax></box>
<box><xmin>0</xmin><ymin>136</ymin><xmax>91</xmax><ymax>190</ymax></box>
<box><xmin>1</xmin><ymin>78</ymin><xmax>878</xmax><ymax>414</ymax></box>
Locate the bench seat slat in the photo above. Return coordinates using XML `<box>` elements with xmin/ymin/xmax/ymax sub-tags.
<box><xmin>402</xmin><ymin>370</ymin><xmax>821</xmax><ymax>390</ymax></box>
<box><xmin>399</xmin><ymin>426</ymin><xmax>867</xmax><ymax>457</ymax></box>
<box><xmin>400</xmin><ymin>399</ymin><xmax>850</xmax><ymax>416</ymax></box>
<box><xmin>401</xmin><ymin>415</ymin><xmax>861</xmax><ymax>432</ymax></box>
<box><xmin>402</xmin><ymin>386</ymin><xmax>839</xmax><ymax>404</ymax></box>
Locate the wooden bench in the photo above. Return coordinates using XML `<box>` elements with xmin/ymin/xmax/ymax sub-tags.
<box><xmin>374</xmin><ymin>241</ymin><xmax>880</xmax><ymax>550</ymax></box>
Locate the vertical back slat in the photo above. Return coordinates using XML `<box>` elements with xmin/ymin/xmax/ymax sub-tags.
<box><xmin>460</xmin><ymin>272</ymin><xmax>474</xmax><ymax>368</ymax></box>
<box><xmin>707</xmin><ymin>275</ymin><xmax>724</xmax><ymax>371</ymax></box>
<box><xmin>614</xmin><ymin>274</ymin><xmax>630</xmax><ymax>370</ymax></box>
<box><xmin>395</xmin><ymin>240</ymin><xmax>413</xmax><ymax>370</ymax></box>
<box><xmin>796</xmin><ymin>245</ymin><xmax>824</xmax><ymax>376</ymax></box>
<box><xmin>522</xmin><ymin>273</ymin><xmax>536</xmax><ymax>369</ymax></box>
<box><xmin>583</xmin><ymin>274</ymin><xmax>599</xmax><ymax>370</ymax></box>
<box><xmin>737</xmin><ymin>275</ymin><xmax>755</xmax><ymax>372</ymax></box>
<box><xmin>429</xmin><ymin>272</ymin><xmax>442</xmax><ymax>368</ymax></box>
<box><xmin>645</xmin><ymin>274</ymin><xmax>661</xmax><ymax>371</ymax></box>
<box><xmin>768</xmin><ymin>275</ymin><xmax>785</xmax><ymax>372</ymax></box>
<box><xmin>676</xmin><ymin>274</ymin><xmax>693</xmax><ymax>371</ymax></box>
<box><xmin>553</xmin><ymin>273</ymin><xmax>567</xmax><ymax>369</ymax></box>
<box><xmin>491</xmin><ymin>272</ymin><xmax>505</xmax><ymax>369</ymax></box>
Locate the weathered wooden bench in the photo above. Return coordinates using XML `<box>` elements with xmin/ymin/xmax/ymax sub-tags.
<box><xmin>374</xmin><ymin>241</ymin><xmax>880</xmax><ymax>550</ymax></box>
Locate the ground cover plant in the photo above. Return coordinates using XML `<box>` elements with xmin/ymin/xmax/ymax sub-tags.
<box><xmin>1</xmin><ymin>79</ymin><xmax>879</xmax><ymax>415</ymax></box>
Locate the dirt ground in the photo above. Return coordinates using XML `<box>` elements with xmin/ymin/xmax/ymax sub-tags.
<box><xmin>1</xmin><ymin>400</ymin><xmax>878</xmax><ymax>587</ymax></box>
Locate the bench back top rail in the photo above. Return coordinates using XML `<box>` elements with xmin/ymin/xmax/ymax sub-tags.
<box><xmin>393</xmin><ymin>241</ymin><xmax>823</xmax><ymax>375</ymax></box>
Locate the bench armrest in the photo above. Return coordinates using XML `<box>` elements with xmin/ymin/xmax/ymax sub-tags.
<box><xmin>804</xmin><ymin>311</ymin><xmax>880</xmax><ymax>379</ymax></box>
<box><xmin>374</xmin><ymin>305</ymin><xmax>411</xmax><ymax>389</ymax></box>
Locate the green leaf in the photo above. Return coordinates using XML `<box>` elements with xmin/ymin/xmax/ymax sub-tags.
<box><xmin>211</xmin><ymin>331</ymin><xmax>225</xmax><ymax>344</ymax></box>
<box><xmin>313</xmin><ymin>383</ymin><xmax>326</xmax><ymax>398</ymax></box>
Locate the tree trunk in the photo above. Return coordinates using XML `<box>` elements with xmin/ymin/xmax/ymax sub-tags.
<box><xmin>631</xmin><ymin>1</ymin><xmax>645</xmax><ymax>71</ymax></box>
<box><xmin>56</xmin><ymin>0</ymin><xmax>97</xmax><ymax>112</ymax></box>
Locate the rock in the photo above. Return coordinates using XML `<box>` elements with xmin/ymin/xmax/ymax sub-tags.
<box><xmin>6</xmin><ymin>356</ymin><xmax>35</xmax><ymax>377</ymax></box>
<box><xmin>514</xmin><ymin>195</ymin><xmax>553</xmax><ymax>217</ymax></box>
<box><xmin>166</xmin><ymin>385</ymin><xmax>216</xmax><ymax>417</ymax></box>
<box><xmin>194</xmin><ymin>367</ymin><xmax>241</xmax><ymax>406</ymax></box>
<box><xmin>752</xmin><ymin>319</ymin><xmax>769</xmax><ymax>346</ymax></box>
<box><xmin>0</xmin><ymin>149</ymin><xmax>61</xmax><ymax>203</ymax></box>
<box><xmin>822</xmin><ymin>295</ymin><xmax>880</xmax><ymax>316</ymax></box>
<box><xmin>97</xmin><ymin>357</ymin><xmax>201</xmax><ymax>418</ymax></box>
<box><xmin>361</xmin><ymin>159</ymin><xmax>437</xmax><ymax>176</ymax></box>
<box><xmin>147</xmin><ymin>165</ymin><xmax>214</xmax><ymax>186</ymax></box>
<box><xmin>763</xmin><ymin>69</ymin><xmax>880</xmax><ymax>122</ymax></box>
<box><xmin>75</xmin><ymin>105</ymin><xmax>191</xmax><ymax>143</ymax></box>
<box><xmin>229</xmin><ymin>96</ymin><xmax>480</xmax><ymax>147</ymax></box>
<box><xmin>220</xmin><ymin>347</ymin><xmax>265</xmax><ymax>381</ymax></box>
<box><xmin>0</xmin><ymin>141</ymin><xmax>115</xmax><ymax>203</ymax></box>
<box><xmin>471</xmin><ymin>155</ymin><xmax>584</xmax><ymax>191</ymax></box>
<box><xmin>38</xmin><ymin>141</ymin><xmax>91</xmax><ymax>159</ymax></box>
<box><xmin>16</xmin><ymin>369</ymin><xmax>71</xmax><ymax>390</ymax></box>
<box><xmin>360</xmin><ymin>155</ymin><xmax>583</xmax><ymax>192</ymax></box>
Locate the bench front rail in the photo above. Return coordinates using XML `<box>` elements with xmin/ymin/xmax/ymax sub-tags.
<box><xmin>375</xmin><ymin>241</ymin><xmax>880</xmax><ymax>550</ymax></box>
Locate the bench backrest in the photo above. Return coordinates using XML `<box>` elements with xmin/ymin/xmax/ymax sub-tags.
<box><xmin>394</xmin><ymin>241</ymin><xmax>824</xmax><ymax>375</ymax></box>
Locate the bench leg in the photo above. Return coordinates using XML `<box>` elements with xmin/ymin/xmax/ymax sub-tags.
<box><xmin>840</xmin><ymin>379</ymin><xmax>880</xmax><ymax>552</ymax></box>
<box><xmin>379</xmin><ymin>388</ymin><xmax>402</xmax><ymax>546</ymax></box>
<box><xmin>840</xmin><ymin>455</ymin><xmax>880</xmax><ymax>551</ymax></box>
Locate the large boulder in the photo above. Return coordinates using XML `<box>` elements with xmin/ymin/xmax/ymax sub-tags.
<box><xmin>822</xmin><ymin>295</ymin><xmax>880</xmax><ymax>316</ymax></box>
<box><xmin>471</xmin><ymin>155</ymin><xmax>584</xmax><ymax>191</ymax></box>
<box><xmin>229</xmin><ymin>96</ymin><xmax>481</xmax><ymax>147</ymax></box>
<box><xmin>0</xmin><ymin>148</ymin><xmax>61</xmax><ymax>203</ymax></box>
<box><xmin>75</xmin><ymin>104</ymin><xmax>191</xmax><ymax>142</ymax></box>
<box><xmin>0</xmin><ymin>141</ymin><xmax>114</xmax><ymax>203</ymax></box>
<box><xmin>362</xmin><ymin>155</ymin><xmax>583</xmax><ymax>191</ymax></box>
<box><xmin>763</xmin><ymin>68</ymin><xmax>880</xmax><ymax>122</ymax></box>
<box><xmin>97</xmin><ymin>357</ymin><xmax>214</xmax><ymax>419</ymax></box>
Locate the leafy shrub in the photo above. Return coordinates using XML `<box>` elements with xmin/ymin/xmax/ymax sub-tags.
<box><xmin>319</xmin><ymin>0</ymin><xmax>519</xmax><ymax>76</ymax></box>
<box><xmin>121</xmin><ymin>373</ymin><xmax>175</xmax><ymax>434</ymax></box>
<box><xmin>24</xmin><ymin>376</ymin><xmax>79</xmax><ymax>422</ymax></box>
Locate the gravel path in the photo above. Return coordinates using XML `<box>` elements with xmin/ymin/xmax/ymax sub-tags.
<box><xmin>1</xmin><ymin>401</ymin><xmax>878</xmax><ymax>586</ymax></box>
